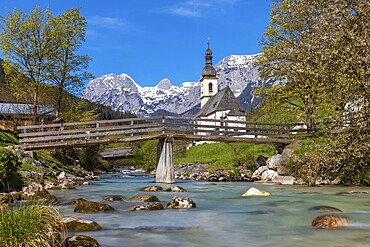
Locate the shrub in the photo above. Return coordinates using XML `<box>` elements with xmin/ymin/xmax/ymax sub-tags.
<box><xmin>0</xmin><ymin>148</ymin><xmax>22</xmax><ymax>192</ymax></box>
<box><xmin>135</xmin><ymin>140</ymin><xmax>157</xmax><ymax>172</ymax></box>
<box><xmin>0</xmin><ymin>203</ymin><xmax>66</xmax><ymax>247</ymax></box>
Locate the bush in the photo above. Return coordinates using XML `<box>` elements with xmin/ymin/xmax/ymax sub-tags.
<box><xmin>0</xmin><ymin>203</ymin><xmax>66</xmax><ymax>247</ymax></box>
<box><xmin>135</xmin><ymin>140</ymin><xmax>157</xmax><ymax>172</ymax></box>
<box><xmin>0</xmin><ymin>148</ymin><xmax>22</xmax><ymax>192</ymax></box>
<box><xmin>52</xmin><ymin>145</ymin><xmax>109</xmax><ymax>172</ymax></box>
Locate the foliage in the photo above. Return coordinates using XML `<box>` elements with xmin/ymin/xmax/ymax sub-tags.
<box><xmin>0</xmin><ymin>130</ymin><xmax>19</xmax><ymax>147</ymax></box>
<box><xmin>0</xmin><ymin>203</ymin><xmax>66</xmax><ymax>247</ymax></box>
<box><xmin>59</xmin><ymin>97</ymin><xmax>99</xmax><ymax>122</ymax></box>
<box><xmin>0</xmin><ymin>147</ymin><xmax>22</xmax><ymax>192</ymax></box>
<box><xmin>0</xmin><ymin>7</ymin><xmax>91</xmax><ymax>122</ymax></box>
<box><xmin>47</xmin><ymin>8</ymin><xmax>92</xmax><ymax>116</ymax></box>
<box><xmin>52</xmin><ymin>145</ymin><xmax>110</xmax><ymax>172</ymax></box>
<box><xmin>258</xmin><ymin>0</ymin><xmax>370</xmax><ymax>185</ymax></box>
<box><xmin>135</xmin><ymin>140</ymin><xmax>157</xmax><ymax>172</ymax></box>
<box><xmin>0</xmin><ymin>7</ymin><xmax>54</xmax><ymax>121</ymax></box>
<box><xmin>175</xmin><ymin>142</ymin><xmax>276</xmax><ymax>171</ymax></box>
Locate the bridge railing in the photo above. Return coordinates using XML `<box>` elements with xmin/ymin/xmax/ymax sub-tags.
<box><xmin>16</xmin><ymin>116</ymin><xmax>311</xmax><ymax>149</ymax></box>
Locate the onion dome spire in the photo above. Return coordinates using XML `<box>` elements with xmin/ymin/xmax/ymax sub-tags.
<box><xmin>202</xmin><ymin>37</ymin><xmax>217</xmax><ymax>78</ymax></box>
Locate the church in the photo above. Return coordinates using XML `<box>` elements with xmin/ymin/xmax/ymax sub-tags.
<box><xmin>196</xmin><ymin>42</ymin><xmax>246</xmax><ymax>133</ymax></box>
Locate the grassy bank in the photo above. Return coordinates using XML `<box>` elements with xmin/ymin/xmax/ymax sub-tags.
<box><xmin>175</xmin><ymin>142</ymin><xmax>276</xmax><ymax>171</ymax></box>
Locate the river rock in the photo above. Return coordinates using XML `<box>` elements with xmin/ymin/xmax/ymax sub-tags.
<box><xmin>130</xmin><ymin>194</ymin><xmax>160</xmax><ymax>202</ymax></box>
<box><xmin>140</xmin><ymin>186</ymin><xmax>163</xmax><ymax>192</ymax></box>
<box><xmin>61</xmin><ymin>217</ymin><xmax>101</xmax><ymax>231</ymax></box>
<box><xmin>57</xmin><ymin>171</ymin><xmax>75</xmax><ymax>180</ymax></box>
<box><xmin>9</xmin><ymin>191</ymin><xmax>22</xmax><ymax>201</ymax></box>
<box><xmin>74</xmin><ymin>201</ymin><xmax>114</xmax><ymax>213</ymax></box>
<box><xmin>309</xmin><ymin>206</ymin><xmax>343</xmax><ymax>212</ymax></box>
<box><xmin>337</xmin><ymin>191</ymin><xmax>369</xmax><ymax>196</ymax></box>
<box><xmin>103</xmin><ymin>195</ymin><xmax>123</xmax><ymax>201</ymax></box>
<box><xmin>165</xmin><ymin>186</ymin><xmax>187</xmax><ymax>192</ymax></box>
<box><xmin>241</xmin><ymin>187</ymin><xmax>272</xmax><ymax>196</ymax></box>
<box><xmin>261</xmin><ymin>170</ymin><xmax>278</xmax><ymax>182</ymax></box>
<box><xmin>58</xmin><ymin>180</ymin><xmax>76</xmax><ymax>190</ymax></box>
<box><xmin>266</xmin><ymin>154</ymin><xmax>283</xmax><ymax>170</ymax></box>
<box><xmin>256</xmin><ymin>155</ymin><xmax>267</xmax><ymax>167</ymax></box>
<box><xmin>67</xmin><ymin>198</ymin><xmax>87</xmax><ymax>205</ymax></box>
<box><xmin>166</xmin><ymin>196</ymin><xmax>196</xmax><ymax>209</ymax></box>
<box><xmin>0</xmin><ymin>193</ymin><xmax>13</xmax><ymax>204</ymax></box>
<box><xmin>272</xmin><ymin>175</ymin><xmax>295</xmax><ymax>185</ymax></box>
<box><xmin>21</xmin><ymin>182</ymin><xmax>57</xmax><ymax>201</ymax></box>
<box><xmin>65</xmin><ymin>235</ymin><xmax>100</xmax><ymax>247</ymax></box>
<box><xmin>130</xmin><ymin>202</ymin><xmax>164</xmax><ymax>211</ymax></box>
<box><xmin>312</xmin><ymin>215</ymin><xmax>349</xmax><ymax>229</ymax></box>
<box><xmin>252</xmin><ymin>166</ymin><xmax>268</xmax><ymax>180</ymax></box>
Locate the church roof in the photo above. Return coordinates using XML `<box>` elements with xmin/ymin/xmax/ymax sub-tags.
<box><xmin>197</xmin><ymin>86</ymin><xmax>246</xmax><ymax>117</ymax></box>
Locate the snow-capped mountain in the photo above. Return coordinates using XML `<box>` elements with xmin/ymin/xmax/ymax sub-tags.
<box><xmin>83</xmin><ymin>54</ymin><xmax>277</xmax><ymax>116</ymax></box>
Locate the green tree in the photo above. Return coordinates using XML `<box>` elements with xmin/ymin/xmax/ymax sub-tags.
<box><xmin>0</xmin><ymin>7</ymin><xmax>54</xmax><ymax>123</ymax></box>
<box><xmin>0</xmin><ymin>7</ymin><xmax>92</xmax><ymax>121</ymax></box>
<box><xmin>256</xmin><ymin>0</ymin><xmax>332</xmax><ymax>130</ymax></box>
<box><xmin>258</xmin><ymin>0</ymin><xmax>370</xmax><ymax>184</ymax></box>
<box><xmin>48</xmin><ymin>8</ymin><xmax>92</xmax><ymax>117</ymax></box>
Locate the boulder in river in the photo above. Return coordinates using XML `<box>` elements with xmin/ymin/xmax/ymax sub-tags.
<box><xmin>103</xmin><ymin>195</ymin><xmax>124</xmax><ymax>201</ymax></box>
<box><xmin>130</xmin><ymin>202</ymin><xmax>164</xmax><ymax>211</ymax></box>
<box><xmin>241</xmin><ymin>187</ymin><xmax>272</xmax><ymax>197</ymax></box>
<box><xmin>165</xmin><ymin>186</ymin><xmax>187</xmax><ymax>192</ymax></box>
<box><xmin>74</xmin><ymin>201</ymin><xmax>114</xmax><ymax>213</ymax></box>
<box><xmin>140</xmin><ymin>186</ymin><xmax>163</xmax><ymax>192</ymax></box>
<box><xmin>312</xmin><ymin>215</ymin><xmax>349</xmax><ymax>229</ymax></box>
<box><xmin>21</xmin><ymin>182</ymin><xmax>57</xmax><ymax>201</ymax></box>
<box><xmin>65</xmin><ymin>235</ymin><xmax>100</xmax><ymax>247</ymax></box>
<box><xmin>166</xmin><ymin>196</ymin><xmax>196</xmax><ymax>209</ymax></box>
<box><xmin>309</xmin><ymin>206</ymin><xmax>343</xmax><ymax>212</ymax></box>
<box><xmin>129</xmin><ymin>194</ymin><xmax>160</xmax><ymax>202</ymax></box>
<box><xmin>61</xmin><ymin>217</ymin><xmax>101</xmax><ymax>231</ymax></box>
<box><xmin>67</xmin><ymin>198</ymin><xmax>87</xmax><ymax>205</ymax></box>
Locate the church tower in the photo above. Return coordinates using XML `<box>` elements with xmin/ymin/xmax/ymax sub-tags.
<box><xmin>200</xmin><ymin>39</ymin><xmax>218</xmax><ymax>108</ymax></box>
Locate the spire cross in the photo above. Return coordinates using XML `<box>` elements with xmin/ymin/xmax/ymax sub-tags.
<box><xmin>207</xmin><ymin>37</ymin><xmax>210</xmax><ymax>48</ymax></box>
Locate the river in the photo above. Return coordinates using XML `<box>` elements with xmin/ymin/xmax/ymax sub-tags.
<box><xmin>51</xmin><ymin>174</ymin><xmax>370</xmax><ymax>247</ymax></box>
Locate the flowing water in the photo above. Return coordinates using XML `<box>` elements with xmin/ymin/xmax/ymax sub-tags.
<box><xmin>51</xmin><ymin>174</ymin><xmax>370</xmax><ymax>247</ymax></box>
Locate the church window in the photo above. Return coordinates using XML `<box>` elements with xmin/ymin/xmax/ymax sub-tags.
<box><xmin>208</xmin><ymin>83</ymin><xmax>213</xmax><ymax>93</ymax></box>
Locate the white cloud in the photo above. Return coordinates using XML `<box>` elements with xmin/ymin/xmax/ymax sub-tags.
<box><xmin>88</xmin><ymin>16</ymin><xmax>129</xmax><ymax>29</ymax></box>
<box><xmin>185</xmin><ymin>0</ymin><xmax>212</xmax><ymax>8</ymax></box>
<box><xmin>169</xmin><ymin>7</ymin><xmax>202</xmax><ymax>17</ymax></box>
<box><xmin>168</xmin><ymin>0</ymin><xmax>239</xmax><ymax>17</ymax></box>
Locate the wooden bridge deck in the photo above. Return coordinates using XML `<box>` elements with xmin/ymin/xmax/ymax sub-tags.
<box><xmin>16</xmin><ymin>116</ymin><xmax>310</xmax><ymax>150</ymax></box>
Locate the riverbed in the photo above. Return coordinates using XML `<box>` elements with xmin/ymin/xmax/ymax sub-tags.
<box><xmin>51</xmin><ymin>174</ymin><xmax>370</xmax><ymax>247</ymax></box>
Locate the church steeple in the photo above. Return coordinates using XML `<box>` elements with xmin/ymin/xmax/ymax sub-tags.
<box><xmin>202</xmin><ymin>38</ymin><xmax>217</xmax><ymax>78</ymax></box>
<box><xmin>200</xmin><ymin>38</ymin><xmax>218</xmax><ymax>109</ymax></box>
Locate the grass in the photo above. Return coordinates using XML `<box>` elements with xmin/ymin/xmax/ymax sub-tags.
<box><xmin>0</xmin><ymin>203</ymin><xmax>66</xmax><ymax>247</ymax></box>
<box><xmin>0</xmin><ymin>130</ymin><xmax>19</xmax><ymax>147</ymax></box>
<box><xmin>175</xmin><ymin>142</ymin><xmax>276</xmax><ymax>171</ymax></box>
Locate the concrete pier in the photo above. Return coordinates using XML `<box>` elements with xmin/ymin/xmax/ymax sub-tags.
<box><xmin>155</xmin><ymin>137</ymin><xmax>175</xmax><ymax>183</ymax></box>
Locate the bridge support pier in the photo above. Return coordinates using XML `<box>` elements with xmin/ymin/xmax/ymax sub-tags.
<box><xmin>155</xmin><ymin>137</ymin><xmax>175</xmax><ymax>183</ymax></box>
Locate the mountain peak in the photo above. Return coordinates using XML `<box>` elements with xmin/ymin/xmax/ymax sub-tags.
<box><xmin>156</xmin><ymin>78</ymin><xmax>172</xmax><ymax>90</ymax></box>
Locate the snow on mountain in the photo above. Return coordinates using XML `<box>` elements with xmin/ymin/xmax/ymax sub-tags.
<box><xmin>83</xmin><ymin>54</ymin><xmax>276</xmax><ymax>116</ymax></box>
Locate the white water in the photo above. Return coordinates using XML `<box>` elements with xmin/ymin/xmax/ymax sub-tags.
<box><xmin>51</xmin><ymin>175</ymin><xmax>370</xmax><ymax>247</ymax></box>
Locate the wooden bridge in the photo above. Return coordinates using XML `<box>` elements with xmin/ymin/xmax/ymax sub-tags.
<box><xmin>17</xmin><ymin>116</ymin><xmax>310</xmax><ymax>183</ymax></box>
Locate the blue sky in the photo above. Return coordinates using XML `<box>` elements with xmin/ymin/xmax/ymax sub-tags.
<box><xmin>0</xmin><ymin>0</ymin><xmax>272</xmax><ymax>87</ymax></box>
